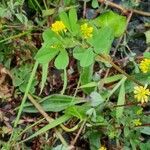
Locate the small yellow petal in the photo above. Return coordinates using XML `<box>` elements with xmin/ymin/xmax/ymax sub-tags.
<box><xmin>80</xmin><ymin>23</ymin><xmax>93</xmax><ymax>39</ymax></box>
<box><xmin>134</xmin><ymin>85</ymin><xmax>150</xmax><ymax>104</ymax></box>
<box><xmin>51</xmin><ymin>21</ymin><xmax>66</xmax><ymax>34</ymax></box>
<box><xmin>139</xmin><ymin>59</ymin><xmax>150</xmax><ymax>73</ymax></box>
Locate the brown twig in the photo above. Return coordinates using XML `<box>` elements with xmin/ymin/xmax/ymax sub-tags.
<box><xmin>97</xmin><ymin>54</ymin><xmax>144</xmax><ymax>86</ymax></box>
<box><xmin>71</xmin><ymin>120</ymin><xmax>86</xmax><ymax>146</ymax></box>
<box><xmin>98</xmin><ymin>0</ymin><xmax>150</xmax><ymax>17</ymax></box>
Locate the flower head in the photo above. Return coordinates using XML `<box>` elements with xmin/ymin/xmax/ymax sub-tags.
<box><xmin>99</xmin><ymin>146</ymin><xmax>107</xmax><ymax>150</ymax></box>
<box><xmin>51</xmin><ymin>21</ymin><xmax>66</xmax><ymax>34</ymax></box>
<box><xmin>80</xmin><ymin>23</ymin><xmax>93</xmax><ymax>39</ymax></box>
<box><xmin>134</xmin><ymin>85</ymin><xmax>150</xmax><ymax>104</ymax></box>
<box><xmin>139</xmin><ymin>58</ymin><xmax>150</xmax><ymax>73</ymax></box>
<box><xmin>133</xmin><ymin>119</ymin><xmax>142</xmax><ymax>126</ymax></box>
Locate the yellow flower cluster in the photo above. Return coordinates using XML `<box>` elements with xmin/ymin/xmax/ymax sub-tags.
<box><xmin>139</xmin><ymin>58</ymin><xmax>150</xmax><ymax>73</ymax></box>
<box><xmin>51</xmin><ymin>21</ymin><xmax>66</xmax><ymax>34</ymax></box>
<box><xmin>80</xmin><ymin>23</ymin><xmax>93</xmax><ymax>39</ymax></box>
<box><xmin>134</xmin><ymin>85</ymin><xmax>150</xmax><ymax>104</ymax></box>
<box><xmin>133</xmin><ymin>119</ymin><xmax>142</xmax><ymax>126</ymax></box>
<box><xmin>99</xmin><ymin>146</ymin><xmax>107</xmax><ymax>150</ymax></box>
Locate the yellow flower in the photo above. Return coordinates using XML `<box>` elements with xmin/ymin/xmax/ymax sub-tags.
<box><xmin>99</xmin><ymin>146</ymin><xmax>107</xmax><ymax>150</ymax></box>
<box><xmin>134</xmin><ymin>85</ymin><xmax>150</xmax><ymax>104</ymax></box>
<box><xmin>80</xmin><ymin>23</ymin><xmax>93</xmax><ymax>39</ymax></box>
<box><xmin>139</xmin><ymin>58</ymin><xmax>150</xmax><ymax>73</ymax></box>
<box><xmin>51</xmin><ymin>21</ymin><xmax>66</xmax><ymax>34</ymax></box>
<box><xmin>133</xmin><ymin>119</ymin><xmax>142</xmax><ymax>126</ymax></box>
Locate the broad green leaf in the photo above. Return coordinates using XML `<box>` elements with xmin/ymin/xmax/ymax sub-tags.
<box><xmin>145</xmin><ymin>30</ymin><xmax>150</xmax><ymax>44</ymax></box>
<box><xmin>89</xmin><ymin>27</ymin><xmax>114</xmax><ymax>54</ymax></box>
<box><xmin>40</xmin><ymin>63</ymin><xmax>49</xmax><ymax>94</ymax></box>
<box><xmin>21</xmin><ymin>115</ymin><xmax>70</xmax><ymax>143</ymax></box>
<box><xmin>79</xmin><ymin>82</ymin><xmax>98</xmax><ymax>89</ymax></box>
<box><xmin>73</xmin><ymin>47</ymin><xmax>85</xmax><ymax>60</ymax></box>
<box><xmin>54</xmin><ymin>49</ymin><xmax>69</xmax><ymax>69</ymax></box>
<box><xmin>90</xmin><ymin>91</ymin><xmax>105</xmax><ymax>107</ymax></box>
<box><xmin>144</xmin><ymin>52</ymin><xmax>150</xmax><ymax>59</ymax></box>
<box><xmin>92</xmin><ymin>0</ymin><xmax>99</xmax><ymax>8</ymax></box>
<box><xmin>116</xmin><ymin>77</ymin><xmax>126</xmax><ymax>119</ymax></box>
<box><xmin>140</xmin><ymin>127</ymin><xmax>150</xmax><ymax>135</ymax></box>
<box><xmin>65</xmin><ymin>105</ymin><xmax>90</xmax><ymax>120</ymax></box>
<box><xmin>99</xmin><ymin>74</ymin><xmax>123</xmax><ymax>84</ymax></box>
<box><xmin>73</xmin><ymin>47</ymin><xmax>95</xmax><ymax>67</ymax></box>
<box><xmin>95</xmin><ymin>11</ymin><xmax>127</xmax><ymax>37</ymax></box>
<box><xmin>24</xmin><ymin>94</ymin><xmax>86</xmax><ymax>113</ymax></box>
<box><xmin>42</xmin><ymin>9</ymin><xmax>55</xmax><ymax>17</ymax></box>
<box><xmin>59</xmin><ymin>11</ymin><xmax>71</xmax><ymax>31</ymax></box>
<box><xmin>88</xmin><ymin>131</ymin><xmax>101</xmax><ymax>150</ymax></box>
<box><xmin>42</xmin><ymin>28</ymin><xmax>59</xmax><ymax>42</ymax></box>
<box><xmin>69</xmin><ymin>8</ymin><xmax>79</xmax><ymax>35</ymax></box>
<box><xmin>80</xmin><ymin>65</ymin><xmax>94</xmax><ymax>94</ymax></box>
<box><xmin>35</xmin><ymin>45</ymin><xmax>59</xmax><ymax>64</ymax></box>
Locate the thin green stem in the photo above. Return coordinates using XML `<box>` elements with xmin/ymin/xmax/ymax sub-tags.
<box><xmin>97</xmin><ymin>55</ymin><xmax>144</xmax><ymax>86</ymax></box>
<box><xmin>16</xmin><ymin>118</ymin><xmax>45</xmax><ymax>140</ymax></box>
<box><xmin>14</xmin><ymin>62</ymin><xmax>39</xmax><ymax>128</ymax></box>
<box><xmin>43</xmin><ymin>0</ymin><xmax>48</xmax><ymax>9</ymax></box>
<box><xmin>0</xmin><ymin>31</ymin><xmax>30</xmax><ymax>43</ymax></box>
<box><xmin>33</xmin><ymin>0</ymin><xmax>43</xmax><ymax>12</ymax></box>
<box><xmin>61</xmin><ymin>69</ymin><xmax>67</xmax><ymax>95</ymax></box>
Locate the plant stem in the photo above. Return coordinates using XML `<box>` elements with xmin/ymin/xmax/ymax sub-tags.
<box><xmin>0</xmin><ymin>31</ymin><xmax>30</xmax><ymax>43</ymax></box>
<box><xmin>43</xmin><ymin>0</ymin><xmax>48</xmax><ymax>10</ymax></box>
<box><xmin>98</xmin><ymin>0</ymin><xmax>150</xmax><ymax>17</ymax></box>
<box><xmin>8</xmin><ymin>62</ymin><xmax>38</xmax><ymax>146</ymax></box>
<box><xmin>71</xmin><ymin>120</ymin><xmax>86</xmax><ymax>146</ymax></box>
<box><xmin>33</xmin><ymin>0</ymin><xmax>43</xmax><ymax>12</ymax></box>
<box><xmin>61</xmin><ymin>69</ymin><xmax>67</xmax><ymax>95</ymax></box>
<box><xmin>14</xmin><ymin>62</ymin><xmax>39</xmax><ymax>128</ymax></box>
<box><xmin>97</xmin><ymin>55</ymin><xmax>144</xmax><ymax>86</ymax></box>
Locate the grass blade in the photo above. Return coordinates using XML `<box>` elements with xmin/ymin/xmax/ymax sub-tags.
<box><xmin>20</xmin><ymin>115</ymin><xmax>71</xmax><ymax>143</ymax></box>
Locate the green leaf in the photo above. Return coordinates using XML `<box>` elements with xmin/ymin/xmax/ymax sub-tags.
<box><xmin>65</xmin><ymin>105</ymin><xmax>89</xmax><ymax>120</ymax></box>
<box><xmin>108</xmin><ymin>76</ymin><xmax>126</xmax><ymax>99</ymax></box>
<box><xmin>73</xmin><ymin>47</ymin><xmax>95</xmax><ymax>67</ymax></box>
<box><xmin>21</xmin><ymin>115</ymin><xmax>70</xmax><ymax>143</ymax></box>
<box><xmin>125</xmin><ymin>73</ymin><xmax>150</xmax><ymax>93</ymax></box>
<box><xmin>42</xmin><ymin>9</ymin><xmax>55</xmax><ymax>17</ymax></box>
<box><xmin>54</xmin><ymin>49</ymin><xmax>69</xmax><ymax>69</ymax></box>
<box><xmin>59</xmin><ymin>11</ymin><xmax>71</xmax><ymax>31</ymax></box>
<box><xmin>95</xmin><ymin>11</ymin><xmax>127</xmax><ymax>37</ymax></box>
<box><xmin>88</xmin><ymin>131</ymin><xmax>101</xmax><ymax>150</ymax></box>
<box><xmin>80</xmin><ymin>65</ymin><xmax>94</xmax><ymax>94</ymax></box>
<box><xmin>89</xmin><ymin>27</ymin><xmax>114</xmax><ymax>54</ymax></box>
<box><xmin>40</xmin><ymin>63</ymin><xmax>49</xmax><ymax>94</ymax></box>
<box><xmin>42</xmin><ymin>28</ymin><xmax>59</xmax><ymax>42</ymax></box>
<box><xmin>90</xmin><ymin>92</ymin><xmax>105</xmax><ymax>107</ymax></box>
<box><xmin>79</xmin><ymin>82</ymin><xmax>98</xmax><ymax>89</ymax></box>
<box><xmin>140</xmin><ymin>127</ymin><xmax>150</xmax><ymax>135</ymax></box>
<box><xmin>24</xmin><ymin>94</ymin><xmax>85</xmax><ymax>113</ymax></box>
<box><xmin>144</xmin><ymin>30</ymin><xmax>150</xmax><ymax>45</ymax></box>
<box><xmin>144</xmin><ymin>52</ymin><xmax>150</xmax><ymax>59</ymax></box>
<box><xmin>35</xmin><ymin>45</ymin><xmax>59</xmax><ymax>64</ymax></box>
<box><xmin>116</xmin><ymin>77</ymin><xmax>126</xmax><ymax>119</ymax></box>
<box><xmin>69</xmin><ymin>8</ymin><xmax>79</xmax><ymax>35</ymax></box>
<box><xmin>92</xmin><ymin>0</ymin><xmax>99</xmax><ymax>8</ymax></box>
